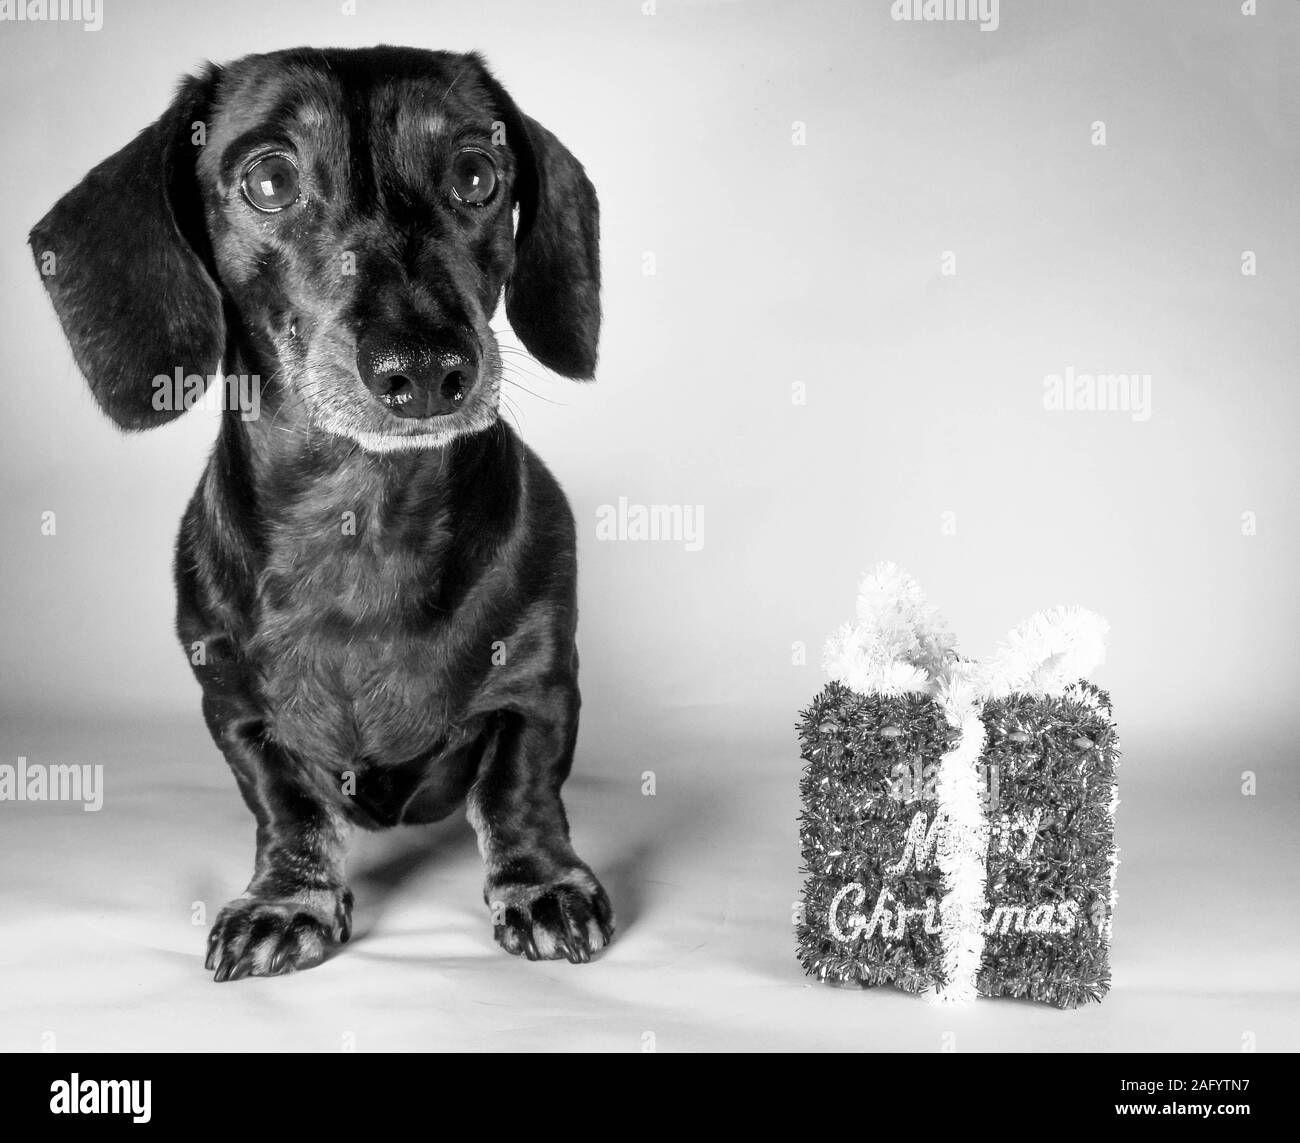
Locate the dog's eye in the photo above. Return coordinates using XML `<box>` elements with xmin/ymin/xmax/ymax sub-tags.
<box><xmin>241</xmin><ymin>154</ymin><xmax>300</xmax><ymax>212</ymax></box>
<box><xmin>450</xmin><ymin>149</ymin><xmax>498</xmax><ymax>206</ymax></box>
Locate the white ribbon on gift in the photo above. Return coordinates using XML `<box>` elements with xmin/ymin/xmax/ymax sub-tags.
<box><xmin>822</xmin><ymin>563</ymin><xmax>1110</xmax><ymax>1003</ymax></box>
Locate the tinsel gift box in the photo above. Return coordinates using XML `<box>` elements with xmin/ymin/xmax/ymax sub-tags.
<box><xmin>795</xmin><ymin>565</ymin><xmax>1121</xmax><ymax>1008</ymax></box>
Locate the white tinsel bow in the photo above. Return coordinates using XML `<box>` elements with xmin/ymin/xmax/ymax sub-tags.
<box><xmin>822</xmin><ymin>563</ymin><xmax>1109</xmax><ymax>1003</ymax></box>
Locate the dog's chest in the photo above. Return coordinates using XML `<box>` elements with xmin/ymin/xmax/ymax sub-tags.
<box><xmin>247</xmin><ymin>487</ymin><xmax>474</xmax><ymax>769</ymax></box>
<box><xmin>256</xmin><ymin>617</ymin><xmax>450</xmax><ymax>769</ymax></box>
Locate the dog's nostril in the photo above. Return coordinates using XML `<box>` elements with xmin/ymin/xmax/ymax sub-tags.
<box><xmin>380</xmin><ymin>375</ymin><xmax>415</xmax><ymax>407</ymax></box>
<box><xmin>440</xmin><ymin>371</ymin><xmax>468</xmax><ymax>403</ymax></box>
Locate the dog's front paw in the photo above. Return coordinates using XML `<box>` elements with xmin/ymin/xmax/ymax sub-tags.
<box><xmin>487</xmin><ymin>869</ymin><xmax>614</xmax><ymax>964</ymax></box>
<box><xmin>206</xmin><ymin>889</ymin><xmax>353</xmax><ymax>982</ymax></box>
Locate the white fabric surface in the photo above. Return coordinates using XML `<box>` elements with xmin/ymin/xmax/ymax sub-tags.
<box><xmin>1</xmin><ymin>711</ymin><xmax>1296</xmax><ymax>1052</ymax></box>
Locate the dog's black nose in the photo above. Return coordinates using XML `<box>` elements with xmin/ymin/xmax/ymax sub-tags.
<box><xmin>356</xmin><ymin>336</ymin><xmax>478</xmax><ymax>418</ymax></box>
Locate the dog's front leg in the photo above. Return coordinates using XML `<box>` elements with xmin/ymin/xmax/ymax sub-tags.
<box><xmin>468</xmin><ymin>700</ymin><xmax>614</xmax><ymax>963</ymax></box>
<box><xmin>202</xmin><ymin>700</ymin><xmax>353</xmax><ymax>982</ymax></box>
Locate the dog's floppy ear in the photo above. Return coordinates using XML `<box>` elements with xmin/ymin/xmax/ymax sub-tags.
<box><xmin>475</xmin><ymin>63</ymin><xmax>601</xmax><ymax>380</ymax></box>
<box><xmin>29</xmin><ymin>67</ymin><xmax>225</xmax><ymax>431</ymax></box>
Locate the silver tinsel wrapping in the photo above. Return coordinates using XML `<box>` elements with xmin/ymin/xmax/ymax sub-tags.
<box><xmin>796</xmin><ymin>680</ymin><xmax>1121</xmax><ymax>1008</ymax></box>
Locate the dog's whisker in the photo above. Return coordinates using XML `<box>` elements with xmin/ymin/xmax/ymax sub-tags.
<box><xmin>500</xmin><ymin>376</ymin><xmax>567</xmax><ymax>408</ymax></box>
<box><xmin>504</xmin><ymin>393</ymin><xmax>526</xmax><ymax>425</ymax></box>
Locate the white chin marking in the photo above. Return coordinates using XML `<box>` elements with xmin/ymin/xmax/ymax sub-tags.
<box><xmin>325</xmin><ymin>425</ymin><xmax>465</xmax><ymax>453</ymax></box>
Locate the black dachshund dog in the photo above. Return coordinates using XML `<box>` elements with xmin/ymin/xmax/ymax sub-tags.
<box><xmin>30</xmin><ymin>46</ymin><xmax>613</xmax><ymax>980</ymax></box>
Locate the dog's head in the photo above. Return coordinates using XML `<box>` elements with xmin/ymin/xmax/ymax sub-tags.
<box><xmin>29</xmin><ymin>46</ymin><xmax>600</xmax><ymax>451</ymax></box>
